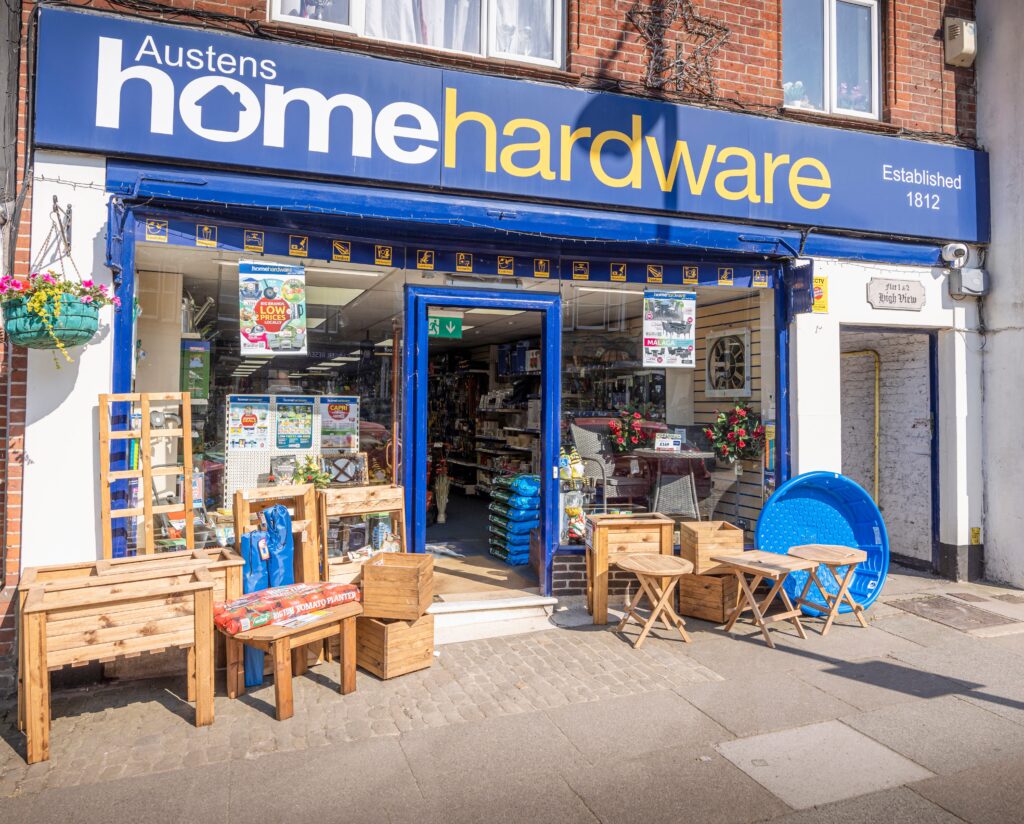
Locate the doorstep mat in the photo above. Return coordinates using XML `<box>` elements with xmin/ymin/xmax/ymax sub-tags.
<box><xmin>889</xmin><ymin>595</ymin><xmax>1020</xmax><ymax>631</ymax></box>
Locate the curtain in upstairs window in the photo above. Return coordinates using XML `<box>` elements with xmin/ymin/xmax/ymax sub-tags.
<box><xmin>493</xmin><ymin>0</ymin><xmax>554</xmax><ymax>61</ymax></box>
<box><xmin>364</xmin><ymin>0</ymin><xmax>482</xmax><ymax>54</ymax></box>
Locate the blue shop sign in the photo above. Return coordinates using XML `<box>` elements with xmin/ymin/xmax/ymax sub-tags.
<box><xmin>35</xmin><ymin>8</ymin><xmax>990</xmax><ymax>242</ymax></box>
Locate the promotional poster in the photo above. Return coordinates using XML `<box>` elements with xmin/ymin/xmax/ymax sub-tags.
<box><xmin>238</xmin><ymin>260</ymin><xmax>307</xmax><ymax>355</ymax></box>
<box><xmin>642</xmin><ymin>291</ymin><xmax>697</xmax><ymax>368</ymax></box>
<box><xmin>320</xmin><ymin>396</ymin><xmax>360</xmax><ymax>450</ymax></box>
<box><xmin>275</xmin><ymin>396</ymin><xmax>315</xmax><ymax>450</ymax></box>
<box><xmin>227</xmin><ymin>395</ymin><xmax>271</xmax><ymax>450</ymax></box>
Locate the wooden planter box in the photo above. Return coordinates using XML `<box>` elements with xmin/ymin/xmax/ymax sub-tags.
<box><xmin>360</xmin><ymin>553</ymin><xmax>433</xmax><ymax>620</ymax></box>
<box><xmin>19</xmin><ymin>566</ymin><xmax>215</xmax><ymax>764</ymax></box>
<box><xmin>678</xmin><ymin>573</ymin><xmax>740</xmax><ymax>624</ymax></box>
<box><xmin>356</xmin><ymin>614</ymin><xmax>434</xmax><ymax>679</ymax></box>
<box><xmin>586</xmin><ymin>513</ymin><xmax>674</xmax><ymax>625</ymax></box>
<box><xmin>678</xmin><ymin>521</ymin><xmax>744</xmax><ymax>574</ymax></box>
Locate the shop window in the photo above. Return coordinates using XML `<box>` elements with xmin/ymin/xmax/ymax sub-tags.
<box><xmin>783</xmin><ymin>0</ymin><xmax>880</xmax><ymax>120</ymax></box>
<box><xmin>269</xmin><ymin>0</ymin><xmax>564</xmax><ymax>69</ymax></box>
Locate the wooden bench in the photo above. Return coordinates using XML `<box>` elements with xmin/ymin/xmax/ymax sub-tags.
<box><xmin>221</xmin><ymin>601</ymin><xmax>362</xmax><ymax>721</ymax></box>
<box><xmin>20</xmin><ymin>566</ymin><xmax>215</xmax><ymax>764</ymax></box>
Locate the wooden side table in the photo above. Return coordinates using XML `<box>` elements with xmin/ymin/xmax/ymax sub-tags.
<box><xmin>710</xmin><ymin>550</ymin><xmax>818</xmax><ymax>649</ymax></box>
<box><xmin>222</xmin><ymin>601</ymin><xmax>362</xmax><ymax>721</ymax></box>
<box><xmin>612</xmin><ymin>554</ymin><xmax>694</xmax><ymax>648</ymax></box>
<box><xmin>789</xmin><ymin>544</ymin><xmax>870</xmax><ymax>635</ymax></box>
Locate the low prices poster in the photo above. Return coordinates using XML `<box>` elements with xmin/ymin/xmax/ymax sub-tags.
<box><xmin>239</xmin><ymin>260</ymin><xmax>307</xmax><ymax>355</ymax></box>
<box><xmin>227</xmin><ymin>395</ymin><xmax>271</xmax><ymax>451</ymax></box>
<box><xmin>275</xmin><ymin>396</ymin><xmax>315</xmax><ymax>450</ymax></box>
<box><xmin>321</xmin><ymin>396</ymin><xmax>360</xmax><ymax>450</ymax></box>
<box><xmin>642</xmin><ymin>290</ymin><xmax>697</xmax><ymax>368</ymax></box>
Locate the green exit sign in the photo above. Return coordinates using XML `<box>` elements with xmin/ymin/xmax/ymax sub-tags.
<box><xmin>428</xmin><ymin>316</ymin><xmax>463</xmax><ymax>339</ymax></box>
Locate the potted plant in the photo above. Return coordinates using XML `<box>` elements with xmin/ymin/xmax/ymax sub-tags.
<box><xmin>0</xmin><ymin>271</ymin><xmax>120</xmax><ymax>362</ymax></box>
<box><xmin>608</xmin><ymin>410</ymin><xmax>655</xmax><ymax>453</ymax></box>
<box><xmin>705</xmin><ymin>403</ymin><xmax>766</xmax><ymax>473</ymax></box>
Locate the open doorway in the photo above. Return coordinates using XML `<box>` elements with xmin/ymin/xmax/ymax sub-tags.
<box><xmin>840</xmin><ymin>329</ymin><xmax>936</xmax><ymax>568</ymax></box>
<box><xmin>424</xmin><ymin>307</ymin><xmax>544</xmax><ymax>598</ymax></box>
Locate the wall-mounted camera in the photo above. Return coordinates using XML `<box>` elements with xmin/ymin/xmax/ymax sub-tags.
<box><xmin>941</xmin><ymin>242</ymin><xmax>970</xmax><ymax>268</ymax></box>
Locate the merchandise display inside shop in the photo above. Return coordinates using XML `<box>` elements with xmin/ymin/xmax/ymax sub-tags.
<box><xmin>128</xmin><ymin>236</ymin><xmax>775</xmax><ymax>585</ymax></box>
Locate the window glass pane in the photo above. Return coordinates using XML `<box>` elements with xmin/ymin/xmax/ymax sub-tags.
<box><xmin>277</xmin><ymin>0</ymin><xmax>350</xmax><ymax>26</ymax></box>
<box><xmin>835</xmin><ymin>1</ymin><xmax>874</xmax><ymax>112</ymax></box>
<box><xmin>493</xmin><ymin>0</ymin><xmax>555</xmax><ymax>62</ymax></box>
<box><xmin>782</xmin><ymin>0</ymin><xmax>825</xmax><ymax>110</ymax></box>
<box><xmin>364</xmin><ymin>0</ymin><xmax>482</xmax><ymax>54</ymax></box>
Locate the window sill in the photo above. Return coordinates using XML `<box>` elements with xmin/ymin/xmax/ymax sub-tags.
<box><xmin>260</xmin><ymin>20</ymin><xmax>577</xmax><ymax>83</ymax></box>
<box><xmin>781</xmin><ymin>107</ymin><xmax>899</xmax><ymax>134</ymax></box>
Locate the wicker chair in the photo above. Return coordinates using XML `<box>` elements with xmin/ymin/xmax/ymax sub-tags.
<box><xmin>570</xmin><ymin>422</ymin><xmax>650</xmax><ymax>512</ymax></box>
<box><xmin>656</xmin><ymin>472</ymin><xmax>701</xmax><ymax>521</ymax></box>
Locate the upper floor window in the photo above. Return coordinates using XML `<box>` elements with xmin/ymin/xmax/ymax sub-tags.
<box><xmin>270</xmin><ymin>0</ymin><xmax>564</xmax><ymax>69</ymax></box>
<box><xmin>783</xmin><ymin>0</ymin><xmax>880</xmax><ymax>119</ymax></box>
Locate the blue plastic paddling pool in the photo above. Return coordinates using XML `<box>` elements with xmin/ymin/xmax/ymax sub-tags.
<box><xmin>755</xmin><ymin>471</ymin><xmax>890</xmax><ymax>614</ymax></box>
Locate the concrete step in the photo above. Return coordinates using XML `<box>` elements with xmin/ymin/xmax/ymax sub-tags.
<box><xmin>428</xmin><ymin>594</ymin><xmax>559</xmax><ymax>645</ymax></box>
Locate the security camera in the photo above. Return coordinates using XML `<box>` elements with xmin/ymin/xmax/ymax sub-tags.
<box><xmin>941</xmin><ymin>243</ymin><xmax>970</xmax><ymax>268</ymax></box>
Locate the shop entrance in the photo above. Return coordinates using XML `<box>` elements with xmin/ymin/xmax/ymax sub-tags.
<box><xmin>404</xmin><ymin>287</ymin><xmax>562</xmax><ymax>596</ymax></box>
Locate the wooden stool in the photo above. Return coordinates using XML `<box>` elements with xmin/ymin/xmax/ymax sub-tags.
<box><xmin>789</xmin><ymin>544</ymin><xmax>870</xmax><ymax>635</ymax></box>
<box><xmin>711</xmin><ymin>551</ymin><xmax>818</xmax><ymax>649</ymax></box>
<box><xmin>221</xmin><ymin>601</ymin><xmax>362</xmax><ymax>721</ymax></box>
<box><xmin>612</xmin><ymin>554</ymin><xmax>694</xmax><ymax>648</ymax></box>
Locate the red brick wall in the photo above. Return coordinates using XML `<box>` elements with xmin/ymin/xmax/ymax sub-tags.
<box><xmin>0</xmin><ymin>0</ymin><xmax>977</xmax><ymax>656</ymax></box>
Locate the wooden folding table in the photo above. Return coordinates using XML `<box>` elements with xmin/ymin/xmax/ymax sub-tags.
<box><xmin>612</xmin><ymin>553</ymin><xmax>694</xmax><ymax>648</ymax></box>
<box><xmin>711</xmin><ymin>550</ymin><xmax>818</xmax><ymax>648</ymax></box>
<box><xmin>788</xmin><ymin>544</ymin><xmax>869</xmax><ymax>635</ymax></box>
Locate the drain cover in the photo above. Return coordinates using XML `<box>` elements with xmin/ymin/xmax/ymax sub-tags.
<box><xmin>992</xmin><ymin>594</ymin><xmax>1024</xmax><ymax>605</ymax></box>
<box><xmin>947</xmin><ymin>592</ymin><xmax>988</xmax><ymax>603</ymax></box>
<box><xmin>890</xmin><ymin>595</ymin><xmax>1019</xmax><ymax>631</ymax></box>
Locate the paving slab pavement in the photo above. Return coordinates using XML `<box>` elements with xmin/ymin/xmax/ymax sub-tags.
<box><xmin>5</xmin><ymin>563</ymin><xmax>1024</xmax><ymax>823</ymax></box>
<box><xmin>716</xmin><ymin>720</ymin><xmax>934</xmax><ymax>810</ymax></box>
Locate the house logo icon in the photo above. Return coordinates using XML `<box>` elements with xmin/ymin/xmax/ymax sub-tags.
<box><xmin>195</xmin><ymin>85</ymin><xmax>247</xmax><ymax>134</ymax></box>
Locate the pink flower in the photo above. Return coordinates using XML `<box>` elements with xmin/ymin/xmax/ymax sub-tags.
<box><xmin>80</xmin><ymin>294</ymin><xmax>94</xmax><ymax>304</ymax></box>
<box><xmin>112</xmin><ymin>296</ymin><xmax>122</xmax><ymax>308</ymax></box>
<box><xmin>81</xmin><ymin>279</ymin><xmax>94</xmax><ymax>288</ymax></box>
<box><xmin>97</xmin><ymin>284</ymin><xmax>108</xmax><ymax>294</ymax></box>
<box><xmin>42</xmin><ymin>274</ymin><xmax>56</xmax><ymax>284</ymax></box>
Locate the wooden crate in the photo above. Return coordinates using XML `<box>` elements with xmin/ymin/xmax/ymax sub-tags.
<box><xmin>585</xmin><ymin>513</ymin><xmax>674</xmax><ymax>625</ymax></box>
<box><xmin>19</xmin><ymin>566</ymin><xmax>215</xmax><ymax>763</ymax></box>
<box><xmin>678</xmin><ymin>573</ymin><xmax>740</xmax><ymax>624</ymax></box>
<box><xmin>360</xmin><ymin>553</ymin><xmax>433</xmax><ymax>620</ymax></box>
<box><xmin>678</xmin><ymin>521</ymin><xmax>744</xmax><ymax>575</ymax></box>
<box><xmin>356</xmin><ymin>614</ymin><xmax>434</xmax><ymax>679</ymax></box>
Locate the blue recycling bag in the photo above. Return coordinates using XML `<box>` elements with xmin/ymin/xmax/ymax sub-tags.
<box><xmin>241</xmin><ymin>504</ymin><xmax>295</xmax><ymax>687</ymax></box>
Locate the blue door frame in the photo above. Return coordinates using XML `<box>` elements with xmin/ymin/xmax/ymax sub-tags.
<box><xmin>403</xmin><ymin>286</ymin><xmax>562</xmax><ymax>595</ymax></box>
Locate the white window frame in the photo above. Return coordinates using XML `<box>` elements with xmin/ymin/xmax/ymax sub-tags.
<box><xmin>784</xmin><ymin>0</ymin><xmax>881</xmax><ymax>120</ymax></box>
<box><xmin>268</xmin><ymin>0</ymin><xmax>565</xmax><ymax>70</ymax></box>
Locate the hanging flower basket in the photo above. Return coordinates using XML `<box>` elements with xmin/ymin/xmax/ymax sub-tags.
<box><xmin>0</xmin><ymin>272</ymin><xmax>119</xmax><ymax>362</ymax></box>
<box><xmin>3</xmin><ymin>294</ymin><xmax>99</xmax><ymax>349</ymax></box>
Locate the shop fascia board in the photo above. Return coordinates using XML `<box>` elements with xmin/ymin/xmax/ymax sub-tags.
<box><xmin>106</xmin><ymin>160</ymin><xmax>946</xmax><ymax>268</ymax></box>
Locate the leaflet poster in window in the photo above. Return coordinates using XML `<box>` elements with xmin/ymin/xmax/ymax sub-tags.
<box><xmin>642</xmin><ymin>290</ymin><xmax>697</xmax><ymax>368</ymax></box>
<box><xmin>275</xmin><ymin>396</ymin><xmax>315</xmax><ymax>450</ymax></box>
<box><xmin>227</xmin><ymin>395</ymin><xmax>271</xmax><ymax>451</ymax></box>
<box><xmin>238</xmin><ymin>260</ymin><xmax>307</xmax><ymax>356</ymax></box>
<box><xmin>321</xmin><ymin>396</ymin><xmax>360</xmax><ymax>451</ymax></box>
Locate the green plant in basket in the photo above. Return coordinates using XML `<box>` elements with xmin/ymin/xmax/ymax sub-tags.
<box><xmin>0</xmin><ymin>271</ymin><xmax>120</xmax><ymax>362</ymax></box>
<box><xmin>292</xmin><ymin>455</ymin><xmax>332</xmax><ymax>489</ymax></box>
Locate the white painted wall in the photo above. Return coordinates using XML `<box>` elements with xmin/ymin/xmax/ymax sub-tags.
<box><xmin>791</xmin><ymin>258</ymin><xmax>983</xmax><ymax>554</ymax></box>
<box><xmin>977</xmin><ymin>0</ymin><xmax>1024</xmax><ymax>585</ymax></box>
<box><xmin>21</xmin><ymin>151</ymin><xmax>113</xmax><ymax>566</ymax></box>
<box><xmin>840</xmin><ymin>331</ymin><xmax>932</xmax><ymax>562</ymax></box>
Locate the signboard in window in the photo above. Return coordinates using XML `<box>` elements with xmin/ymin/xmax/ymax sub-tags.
<box><xmin>275</xmin><ymin>396</ymin><xmax>315</xmax><ymax>450</ymax></box>
<box><xmin>321</xmin><ymin>396</ymin><xmax>360</xmax><ymax>450</ymax></box>
<box><xmin>227</xmin><ymin>395</ymin><xmax>271</xmax><ymax>451</ymax></box>
<box><xmin>642</xmin><ymin>290</ymin><xmax>697</xmax><ymax>368</ymax></box>
<box><xmin>238</xmin><ymin>260</ymin><xmax>307</xmax><ymax>356</ymax></box>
